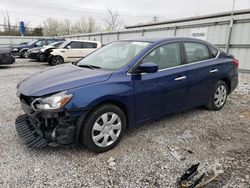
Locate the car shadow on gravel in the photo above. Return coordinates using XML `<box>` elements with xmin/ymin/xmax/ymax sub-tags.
<box><xmin>124</xmin><ymin>106</ymin><xmax>205</xmax><ymax>135</ymax></box>
<box><xmin>22</xmin><ymin>106</ymin><xmax>205</xmax><ymax>154</ymax></box>
<box><xmin>0</xmin><ymin>65</ymin><xmax>13</xmax><ymax>69</ymax></box>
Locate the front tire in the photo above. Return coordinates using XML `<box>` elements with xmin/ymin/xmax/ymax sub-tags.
<box><xmin>39</xmin><ymin>53</ymin><xmax>45</xmax><ymax>62</ymax></box>
<box><xmin>81</xmin><ymin>104</ymin><xmax>126</xmax><ymax>153</ymax></box>
<box><xmin>20</xmin><ymin>50</ymin><xmax>28</xmax><ymax>58</ymax></box>
<box><xmin>206</xmin><ymin>80</ymin><xmax>228</xmax><ymax>111</ymax></box>
<box><xmin>50</xmin><ymin>55</ymin><xmax>64</xmax><ymax>66</ymax></box>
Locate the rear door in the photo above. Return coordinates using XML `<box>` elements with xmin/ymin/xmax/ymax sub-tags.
<box><xmin>133</xmin><ymin>42</ymin><xmax>188</xmax><ymax>122</ymax></box>
<box><xmin>81</xmin><ymin>42</ymin><xmax>98</xmax><ymax>57</ymax></box>
<box><xmin>183</xmin><ymin>41</ymin><xmax>219</xmax><ymax>108</ymax></box>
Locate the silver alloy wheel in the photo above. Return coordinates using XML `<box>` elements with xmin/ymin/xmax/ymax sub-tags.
<box><xmin>53</xmin><ymin>56</ymin><xmax>63</xmax><ymax>65</ymax></box>
<box><xmin>24</xmin><ymin>51</ymin><xmax>28</xmax><ymax>58</ymax></box>
<box><xmin>40</xmin><ymin>54</ymin><xmax>45</xmax><ymax>61</ymax></box>
<box><xmin>91</xmin><ymin>112</ymin><xmax>122</xmax><ymax>147</ymax></box>
<box><xmin>214</xmin><ymin>85</ymin><xmax>227</xmax><ymax>107</ymax></box>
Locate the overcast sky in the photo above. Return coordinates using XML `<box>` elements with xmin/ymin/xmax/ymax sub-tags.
<box><xmin>1</xmin><ymin>0</ymin><xmax>250</xmax><ymax>27</ymax></box>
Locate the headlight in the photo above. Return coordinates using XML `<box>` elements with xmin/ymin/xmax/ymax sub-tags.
<box><xmin>32</xmin><ymin>50</ymin><xmax>39</xmax><ymax>53</ymax></box>
<box><xmin>12</xmin><ymin>48</ymin><xmax>19</xmax><ymax>51</ymax></box>
<box><xmin>32</xmin><ymin>91</ymin><xmax>73</xmax><ymax>110</ymax></box>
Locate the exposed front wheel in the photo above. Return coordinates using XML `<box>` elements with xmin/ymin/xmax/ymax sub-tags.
<box><xmin>206</xmin><ymin>80</ymin><xmax>228</xmax><ymax>111</ymax></box>
<box><xmin>50</xmin><ymin>56</ymin><xmax>64</xmax><ymax>66</ymax></box>
<box><xmin>81</xmin><ymin>104</ymin><xmax>126</xmax><ymax>153</ymax></box>
<box><xmin>38</xmin><ymin>53</ymin><xmax>45</xmax><ymax>62</ymax></box>
<box><xmin>20</xmin><ymin>50</ymin><xmax>28</xmax><ymax>58</ymax></box>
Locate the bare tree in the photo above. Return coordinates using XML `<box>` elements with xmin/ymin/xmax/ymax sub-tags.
<box><xmin>59</xmin><ymin>19</ymin><xmax>72</xmax><ymax>35</ymax></box>
<box><xmin>103</xmin><ymin>9</ymin><xmax>124</xmax><ymax>31</ymax></box>
<box><xmin>43</xmin><ymin>17</ymin><xmax>100</xmax><ymax>36</ymax></box>
<box><xmin>43</xmin><ymin>18</ymin><xmax>60</xmax><ymax>36</ymax></box>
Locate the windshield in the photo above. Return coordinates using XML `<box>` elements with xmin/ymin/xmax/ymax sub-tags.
<box><xmin>77</xmin><ymin>41</ymin><xmax>151</xmax><ymax>70</ymax></box>
<box><xmin>58</xmin><ymin>41</ymin><xmax>70</xmax><ymax>49</ymax></box>
<box><xmin>27</xmin><ymin>40</ymin><xmax>36</xmax><ymax>45</ymax></box>
<box><xmin>49</xmin><ymin>41</ymin><xmax>63</xmax><ymax>47</ymax></box>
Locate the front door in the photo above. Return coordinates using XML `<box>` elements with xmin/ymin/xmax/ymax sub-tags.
<box><xmin>65</xmin><ymin>41</ymin><xmax>83</xmax><ymax>62</ymax></box>
<box><xmin>133</xmin><ymin>42</ymin><xmax>188</xmax><ymax>123</ymax></box>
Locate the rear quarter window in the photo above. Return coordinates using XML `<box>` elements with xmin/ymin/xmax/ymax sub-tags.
<box><xmin>209</xmin><ymin>46</ymin><xmax>219</xmax><ymax>58</ymax></box>
<box><xmin>184</xmin><ymin>42</ymin><xmax>210</xmax><ymax>63</ymax></box>
<box><xmin>82</xmin><ymin>42</ymin><xmax>97</xmax><ymax>49</ymax></box>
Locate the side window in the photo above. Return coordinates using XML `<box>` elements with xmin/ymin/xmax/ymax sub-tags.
<box><xmin>209</xmin><ymin>46</ymin><xmax>219</xmax><ymax>58</ymax></box>
<box><xmin>143</xmin><ymin>42</ymin><xmax>182</xmax><ymax>70</ymax></box>
<box><xmin>35</xmin><ymin>40</ymin><xmax>46</xmax><ymax>47</ymax></box>
<box><xmin>68</xmin><ymin>41</ymin><xmax>82</xmax><ymax>49</ymax></box>
<box><xmin>46</xmin><ymin>39</ymin><xmax>55</xmax><ymax>45</ymax></box>
<box><xmin>184</xmin><ymin>42</ymin><xmax>210</xmax><ymax>63</ymax></box>
<box><xmin>82</xmin><ymin>42</ymin><xmax>97</xmax><ymax>49</ymax></box>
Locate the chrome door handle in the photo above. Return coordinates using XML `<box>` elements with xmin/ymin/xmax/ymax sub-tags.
<box><xmin>175</xmin><ymin>76</ymin><xmax>186</xmax><ymax>81</ymax></box>
<box><xmin>210</xmin><ymin>69</ymin><xmax>218</xmax><ymax>73</ymax></box>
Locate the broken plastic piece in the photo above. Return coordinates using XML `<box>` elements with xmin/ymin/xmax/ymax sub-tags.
<box><xmin>180</xmin><ymin>163</ymin><xmax>200</xmax><ymax>181</ymax></box>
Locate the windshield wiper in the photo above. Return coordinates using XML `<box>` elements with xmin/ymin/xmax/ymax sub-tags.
<box><xmin>77</xmin><ymin>64</ymin><xmax>101</xmax><ymax>70</ymax></box>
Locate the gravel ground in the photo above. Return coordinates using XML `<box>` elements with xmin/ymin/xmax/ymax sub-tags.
<box><xmin>0</xmin><ymin>59</ymin><xmax>249</xmax><ymax>187</ymax></box>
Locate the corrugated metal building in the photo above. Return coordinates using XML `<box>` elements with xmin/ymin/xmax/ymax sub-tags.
<box><xmin>0</xmin><ymin>9</ymin><xmax>249</xmax><ymax>70</ymax></box>
<box><xmin>61</xmin><ymin>9</ymin><xmax>250</xmax><ymax>70</ymax></box>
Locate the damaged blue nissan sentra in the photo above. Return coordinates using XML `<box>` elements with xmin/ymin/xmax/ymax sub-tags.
<box><xmin>16</xmin><ymin>37</ymin><xmax>238</xmax><ymax>153</ymax></box>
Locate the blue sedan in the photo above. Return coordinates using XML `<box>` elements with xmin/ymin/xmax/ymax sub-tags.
<box><xmin>16</xmin><ymin>37</ymin><xmax>239</xmax><ymax>153</ymax></box>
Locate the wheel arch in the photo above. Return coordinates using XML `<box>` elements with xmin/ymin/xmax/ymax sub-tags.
<box><xmin>19</xmin><ymin>48</ymin><xmax>29</xmax><ymax>54</ymax></box>
<box><xmin>84</xmin><ymin>99</ymin><xmax>130</xmax><ymax>130</ymax></box>
<box><xmin>220</xmin><ymin>77</ymin><xmax>231</xmax><ymax>94</ymax></box>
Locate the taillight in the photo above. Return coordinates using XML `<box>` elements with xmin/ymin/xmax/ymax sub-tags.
<box><xmin>233</xmin><ymin>58</ymin><xmax>239</xmax><ymax>69</ymax></box>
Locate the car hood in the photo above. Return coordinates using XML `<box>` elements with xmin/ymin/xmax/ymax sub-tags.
<box><xmin>28</xmin><ymin>47</ymin><xmax>42</xmax><ymax>52</ymax></box>
<box><xmin>12</xmin><ymin>44</ymin><xmax>28</xmax><ymax>49</ymax></box>
<box><xmin>0</xmin><ymin>47</ymin><xmax>11</xmax><ymax>54</ymax></box>
<box><xmin>18</xmin><ymin>64</ymin><xmax>112</xmax><ymax>96</ymax></box>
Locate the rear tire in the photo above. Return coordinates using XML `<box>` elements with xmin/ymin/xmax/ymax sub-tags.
<box><xmin>80</xmin><ymin>104</ymin><xmax>126</xmax><ymax>153</ymax></box>
<box><xmin>50</xmin><ymin>55</ymin><xmax>64</xmax><ymax>66</ymax></box>
<box><xmin>20</xmin><ymin>50</ymin><xmax>28</xmax><ymax>58</ymax></box>
<box><xmin>205</xmin><ymin>80</ymin><xmax>228</xmax><ymax>111</ymax></box>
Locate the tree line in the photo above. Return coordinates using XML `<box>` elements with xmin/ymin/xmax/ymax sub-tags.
<box><xmin>0</xmin><ymin>9</ymin><xmax>124</xmax><ymax>36</ymax></box>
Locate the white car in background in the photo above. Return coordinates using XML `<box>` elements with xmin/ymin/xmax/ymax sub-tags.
<box><xmin>48</xmin><ymin>40</ymin><xmax>101</xmax><ymax>65</ymax></box>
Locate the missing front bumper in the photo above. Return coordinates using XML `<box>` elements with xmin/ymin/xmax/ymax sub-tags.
<box><xmin>15</xmin><ymin>115</ymin><xmax>47</xmax><ymax>148</ymax></box>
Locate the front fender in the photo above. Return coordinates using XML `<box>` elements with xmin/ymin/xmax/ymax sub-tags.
<box><xmin>64</xmin><ymin>80</ymin><xmax>135</xmax><ymax>127</ymax></box>
<box><xmin>19</xmin><ymin>48</ymin><xmax>29</xmax><ymax>55</ymax></box>
<box><xmin>50</xmin><ymin>51</ymin><xmax>66</xmax><ymax>61</ymax></box>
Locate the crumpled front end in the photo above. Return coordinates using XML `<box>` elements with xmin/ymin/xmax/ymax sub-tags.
<box><xmin>15</xmin><ymin>93</ymin><xmax>88</xmax><ymax>148</ymax></box>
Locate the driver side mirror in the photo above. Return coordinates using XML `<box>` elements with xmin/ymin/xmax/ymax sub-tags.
<box><xmin>67</xmin><ymin>46</ymin><xmax>71</xmax><ymax>49</ymax></box>
<box><xmin>135</xmin><ymin>62</ymin><xmax>158</xmax><ymax>74</ymax></box>
<box><xmin>34</xmin><ymin>44</ymin><xmax>37</xmax><ymax>47</ymax></box>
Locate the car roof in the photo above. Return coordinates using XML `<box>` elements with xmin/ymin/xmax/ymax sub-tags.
<box><xmin>66</xmin><ymin>39</ymin><xmax>101</xmax><ymax>43</ymax></box>
<box><xmin>119</xmin><ymin>37</ymin><xmax>211</xmax><ymax>44</ymax></box>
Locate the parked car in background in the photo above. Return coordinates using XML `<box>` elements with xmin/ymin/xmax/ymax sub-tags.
<box><xmin>11</xmin><ymin>38</ymin><xmax>65</xmax><ymax>58</ymax></box>
<box><xmin>0</xmin><ymin>47</ymin><xmax>15</xmax><ymax>65</ymax></box>
<box><xmin>15</xmin><ymin>38</ymin><xmax>238</xmax><ymax>153</ymax></box>
<box><xmin>19</xmin><ymin>42</ymin><xmax>29</xmax><ymax>45</ymax></box>
<box><xmin>48</xmin><ymin>40</ymin><xmax>101</xmax><ymax>66</ymax></box>
<box><xmin>27</xmin><ymin>41</ymin><xmax>64</xmax><ymax>61</ymax></box>
<box><xmin>37</xmin><ymin>41</ymin><xmax>64</xmax><ymax>62</ymax></box>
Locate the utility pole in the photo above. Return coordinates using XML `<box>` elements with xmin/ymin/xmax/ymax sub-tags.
<box><xmin>152</xmin><ymin>16</ymin><xmax>159</xmax><ymax>23</ymax></box>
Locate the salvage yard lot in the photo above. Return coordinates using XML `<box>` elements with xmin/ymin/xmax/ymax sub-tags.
<box><xmin>0</xmin><ymin>59</ymin><xmax>249</xmax><ymax>187</ymax></box>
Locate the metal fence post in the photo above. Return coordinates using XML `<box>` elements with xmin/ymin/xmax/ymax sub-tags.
<box><xmin>100</xmin><ymin>33</ymin><xmax>103</xmax><ymax>43</ymax></box>
<box><xmin>117</xmin><ymin>32</ymin><xmax>120</xmax><ymax>40</ymax></box>
<box><xmin>226</xmin><ymin>19</ymin><xmax>234</xmax><ymax>53</ymax></box>
<box><xmin>141</xmin><ymin>29</ymin><xmax>145</xmax><ymax>37</ymax></box>
<box><xmin>173</xmin><ymin>26</ymin><xmax>177</xmax><ymax>36</ymax></box>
